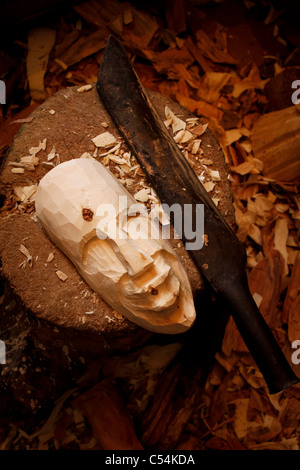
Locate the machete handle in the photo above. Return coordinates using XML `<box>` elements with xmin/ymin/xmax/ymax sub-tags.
<box><xmin>221</xmin><ymin>273</ymin><xmax>299</xmax><ymax>394</ymax></box>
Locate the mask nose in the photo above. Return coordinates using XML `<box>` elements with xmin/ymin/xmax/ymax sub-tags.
<box><xmin>113</xmin><ymin>237</ymin><xmax>154</xmax><ymax>278</ymax></box>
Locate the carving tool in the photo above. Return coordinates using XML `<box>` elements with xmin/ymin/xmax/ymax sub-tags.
<box><xmin>96</xmin><ymin>35</ymin><xmax>299</xmax><ymax>394</ymax></box>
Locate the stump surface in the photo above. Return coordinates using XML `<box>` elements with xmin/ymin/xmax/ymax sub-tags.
<box><xmin>0</xmin><ymin>85</ymin><xmax>235</xmax><ymax>411</ymax></box>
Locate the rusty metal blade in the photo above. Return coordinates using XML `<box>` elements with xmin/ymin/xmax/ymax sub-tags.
<box><xmin>96</xmin><ymin>35</ymin><xmax>299</xmax><ymax>394</ymax></box>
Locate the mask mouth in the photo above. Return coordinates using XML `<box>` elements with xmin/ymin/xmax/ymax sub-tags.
<box><xmin>118</xmin><ymin>252</ymin><xmax>181</xmax><ymax>313</ymax></box>
<box><xmin>82</xmin><ymin>234</ymin><xmax>179</xmax><ymax>309</ymax></box>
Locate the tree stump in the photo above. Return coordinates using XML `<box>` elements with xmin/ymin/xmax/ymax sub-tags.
<box><xmin>0</xmin><ymin>85</ymin><xmax>235</xmax><ymax>413</ymax></box>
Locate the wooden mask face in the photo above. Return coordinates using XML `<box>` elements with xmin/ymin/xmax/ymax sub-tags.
<box><xmin>35</xmin><ymin>159</ymin><xmax>196</xmax><ymax>334</ymax></box>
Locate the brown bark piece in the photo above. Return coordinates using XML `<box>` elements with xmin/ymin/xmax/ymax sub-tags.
<box><xmin>251</xmin><ymin>105</ymin><xmax>300</xmax><ymax>182</ymax></box>
<box><xmin>72</xmin><ymin>379</ymin><xmax>143</xmax><ymax>450</ymax></box>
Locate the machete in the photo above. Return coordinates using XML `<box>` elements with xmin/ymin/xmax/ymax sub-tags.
<box><xmin>96</xmin><ymin>35</ymin><xmax>299</xmax><ymax>394</ymax></box>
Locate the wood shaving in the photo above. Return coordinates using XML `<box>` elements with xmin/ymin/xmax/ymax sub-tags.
<box><xmin>164</xmin><ymin>106</ymin><xmax>186</xmax><ymax>133</ymax></box>
<box><xmin>46</xmin><ymin>252</ymin><xmax>55</xmax><ymax>263</ymax></box>
<box><xmin>190</xmin><ymin>122</ymin><xmax>208</xmax><ymax>136</ymax></box>
<box><xmin>77</xmin><ymin>84</ymin><xmax>92</xmax><ymax>92</ymax></box>
<box><xmin>191</xmin><ymin>139</ymin><xmax>201</xmax><ymax>154</ymax></box>
<box><xmin>19</xmin><ymin>244</ymin><xmax>33</xmax><ymax>267</ymax></box>
<box><xmin>203</xmin><ymin>181</ymin><xmax>215</xmax><ymax>192</ymax></box>
<box><xmin>56</xmin><ymin>270</ymin><xmax>68</xmax><ymax>282</ymax></box>
<box><xmin>92</xmin><ymin>132</ymin><xmax>117</xmax><ymax>148</ymax></box>
<box><xmin>11</xmin><ymin>168</ymin><xmax>25</xmax><ymax>174</ymax></box>
<box><xmin>174</xmin><ymin>129</ymin><xmax>194</xmax><ymax>144</ymax></box>
<box><xmin>14</xmin><ymin>184</ymin><xmax>37</xmax><ymax>204</ymax></box>
<box><xmin>29</xmin><ymin>138</ymin><xmax>47</xmax><ymax>156</ymax></box>
<box><xmin>20</xmin><ymin>155</ymin><xmax>39</xmax><ymax>166</ymax></box>
<box><xmin>209</xmin><ymin>170</ymin><xmax>221</xmax><ymax>181</ymax></box>
<box><xmin>47</xmin><ymin>146</ymin><xmax>56</xmax><ymax>161</ymax></box>
<box><xmin>134</xmin><ymin>188</ymin><xmax>149</xmax><ymax>202</ymax></box>
<box><xmin>8</xmin><ymin>162</ymin><xmax>25</xmax><ymax>168</ymax></box>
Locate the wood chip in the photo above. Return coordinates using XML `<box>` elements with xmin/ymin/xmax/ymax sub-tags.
<box><xmin>20</xmin><ymin>155</ymin><xmax>39</xmax><ymax>167</ymax></box>
<box><xmin>47</xmin><ymin>252</ymin><xmax>55</xmax><ymax>263</ymax></box>
<box><xmin>134</xmin><ymin>188</ymin><xmax>149</xmax><ymax>202</ymax></box>
<box><xmin>29</xmin><ymin>138</ymin><xmax>47</xmax><ymax>156</ymax></box>
<box><xmin>56</xmin><ymin>270</ymin><xmax>68</xmax><ymax>282</ymax></box>
<box><xmin>191</xmin><ymin>139</ymin><xmax>201</xmax><ymax>154</ymax></box>
<box><xmin>77</xmin><ymin>84</ymin><xmax>92</xmax><ymax>93</ymax></box>
<box><xmin>14</xmin><ymin>184</ymin><xmax>37</xmax><ymax>203</ymax></box>
<box><xmin>164</xmin><ymin>106</ymin><xmax>186</xmax><ymax>133</ymax></box>
<box><xmin>19</xmin><ymin>244</ymin><xmax>32</xmax><ymax>267</ymax></box>
<box><xmin>174</xmin><ymin>129</ymin><xmax>194</xmax><ymax>144</ymax></box>
<box><xmin>203</xmin><ymin>181</ymin><xmax>215</xmax><ymax>192</ymax></box>
<box><xmin>209</xmin><ymin>170</ymin><xmax>221</xmax><ymax>181</ymax></box>
<box><xmin>92</xmin><ymin>132</ymin><xmax>117</xmax><ymax>148</ymax></box>
<box><xmin>11</xmin><ymin>168</ymin><xmax>25</xmax><ymax>174</ymax></box>
<box><xmin>190</xmin><ymin>122</ymin><xmax>208</xmax><ymax>137</ymax></box>
<box><xmin>47</xmin><ymin>146</ymin><xmax>56</xmax><ymax>161</ymax></box>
